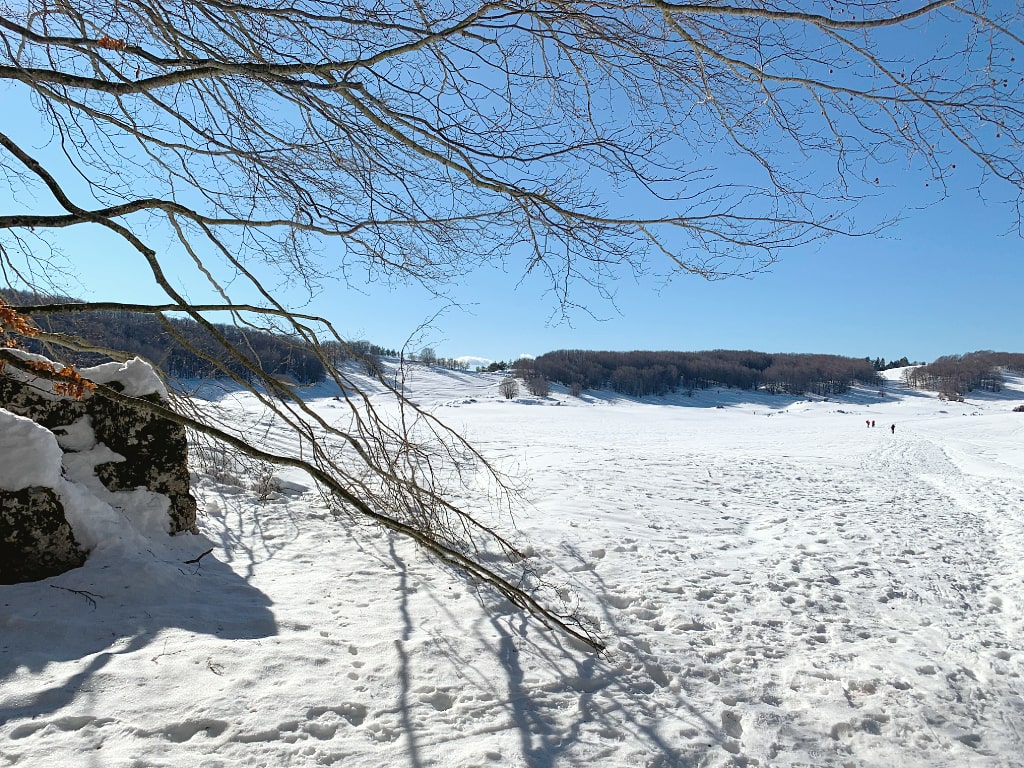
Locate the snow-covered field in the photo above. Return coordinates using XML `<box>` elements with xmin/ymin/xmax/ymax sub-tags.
<box><xmin>3</xmin><ymin>365</ymin><xmax>1023</xmax><ymax>767</ymax></box>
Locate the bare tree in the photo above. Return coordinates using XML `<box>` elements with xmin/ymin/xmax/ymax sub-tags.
<box><xmin>526</xmin><ymin>375</ymin><xmax>551</xmax><ymax>398</ymax></box>
<box><xmin>418</xmin><ymin>347</ymin><xmax>438</xmax><ymax>367</ymax></box>
<box><xmin>2</xmin><ymin>0</ymin><xmax>1023</xmax><ymax>649</ymax></box>
<box><xmin>499</xmin><ymin>377</ymin><xmax>520</xmax><ymax>400</ymax></box>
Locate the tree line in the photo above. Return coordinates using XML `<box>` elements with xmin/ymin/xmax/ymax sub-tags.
<box><xmin>901</xmin><ymin>352</ymin><xmax>1024</xmax><ymax>398</ymax></box>
<box><xmin>407</xmin><ymin>347</ymin><xmax>470</xmax><ymax>371</ymax></box>
<box><xmin>3</xmin><ymin>290</ymin><xmax>394</xmax><ymax>386</ymax></box>
<box><xmin>516</xmin><ymin>349</ymin><xmax>883</xmax><ymax>398</ymax></box>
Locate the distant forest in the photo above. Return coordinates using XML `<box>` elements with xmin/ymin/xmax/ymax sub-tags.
<box><xmin>5</xmin><ymin>292</ymin><xmax>1022</xmax><ymax>397</ymax></box>
<box><xmin>513</xmin><ymin>349</ymin><xmax>1024</xmax><ymax>399</ymax></box>
<box><xmin>902</xmin><ymin>351</ymin><xmax>1024</xmax><ymax>398</ymax></box>
<box><xmin>515</xmin><ymin>349</ymin><xmax>883</xmax><ymax>398</ymax></box>
<box><xmin>2</xmin><ymin>290</ymin><xmax>395</xmax><ymax>385</ymax></box>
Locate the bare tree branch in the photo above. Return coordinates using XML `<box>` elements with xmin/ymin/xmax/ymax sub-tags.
<box><xmin>2</xmin><ymin>0</ymin><xmax>1022</xmax><ymax>651</ymax></box>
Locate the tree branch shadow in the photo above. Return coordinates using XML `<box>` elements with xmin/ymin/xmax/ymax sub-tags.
<box><xmin>378</xmin><ymin>536</ymin><xmax>724</xmax><ymax>767</ymax></box>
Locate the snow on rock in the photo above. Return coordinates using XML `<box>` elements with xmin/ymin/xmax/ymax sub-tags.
<box><xmin>0</xmin><ymin>347</ymin><xmax>69</xmax><ymax>400</ymax></box>
<box><xmin>60</xmin><ymin>443</ymin><xmax>174</xmax><ymax>549</ymax></box>
<box><xmin>81</xmin><ymin>356</ymin><xmax>169</xmax><ymax>399</ymax></box>
<box><xmin>0</xmin><ymin>351</ymin><xmax>196</xmax><ymax>541</ymax></box>
<box><xmin>0</xmin><ymin>408</ymin><xmax>86</xmax><ymax>584</ymax></box>
<box><xmin>51</xmin><ymin>415</ymin><xmax>97</xmax><ymax>452</ymax></box>
<box><xmin>0</xmin><ymin>407</ymin><xmax>63</xmax><ymax>491</ymax></box>
<box><xmin>0</xmin><ymin>349</ymin><xmax>165</xmax><ymax>399</ymax></box>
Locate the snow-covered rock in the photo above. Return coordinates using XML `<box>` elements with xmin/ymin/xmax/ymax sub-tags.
<box><xmin>0</xmin><ymin>407</ymin><xmax>63</xmax><ymax>491</ymax></box>
<box><xmin>0</xmin><ymin>408</ymin><xmax>86</xmax><ymax>583</ymax></box>
<box><xmin>0</xmin><ymin>352</ymin><xmax>197</xmax><ymax>584</ymax></box>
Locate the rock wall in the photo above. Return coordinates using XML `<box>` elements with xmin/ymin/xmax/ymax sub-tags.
<box><xmin>0</xmin><ymin>354</ymin><xmax>197</xmax><ymax>584</ymax></box>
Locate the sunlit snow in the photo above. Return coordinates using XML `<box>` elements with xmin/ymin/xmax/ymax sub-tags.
<box><xmin>2</xmin><ymin>363</ymin><xmax>1022</xmax><ymax>767</ymax></box>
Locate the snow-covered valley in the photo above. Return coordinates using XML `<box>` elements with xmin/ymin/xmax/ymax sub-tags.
<box><xmin>2</xmin><ymin>366</ymin><xmax>1023</xmax><ymax>767</ymax></box>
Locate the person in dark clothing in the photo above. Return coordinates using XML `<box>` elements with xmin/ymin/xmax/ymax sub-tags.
<box><xmin>890</xmin><ymin>424</ymin><xmax>896</xmax><ymax>434</ymax></box>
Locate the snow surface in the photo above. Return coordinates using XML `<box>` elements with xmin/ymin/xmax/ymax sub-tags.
<box><xmin>2</xmin><ymin>364</ymin><xmax>1023</xmax><ymax>767</ymax></box>
<box><xmin>0</xmin><ymin>348</ymin><xmax>167</xmax><ymax>399</ymax></box>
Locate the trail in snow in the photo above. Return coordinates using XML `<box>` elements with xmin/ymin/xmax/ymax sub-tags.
<box><xmin>456</xmin><ymin>393</ymin><xmax>1024</xmax><ymax>767</ymax></box>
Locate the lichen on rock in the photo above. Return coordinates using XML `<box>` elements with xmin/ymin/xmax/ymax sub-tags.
<box><xmin>0</xmin><ymin>353</ymin><xmax>197</xmax><ymax>583</ymax></box>
<box><xmin>0</xmin><ymin>485</ymin><xmax>87</xmax><ymax>585</ymax></box>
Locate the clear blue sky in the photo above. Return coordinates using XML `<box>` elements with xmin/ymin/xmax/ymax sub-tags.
<box><xmin>7</xmin><ymin>127</ymin><xmax>1021</xmax><ymax>367</ymax></box>
<box><xmin>3</xmin><ymin>15</ymin><xmax>1022</xmax><ymax>367</ymax></box>
<box><xmin>310</xmin><ymin>186</ymin><xmax>1021</xmax><ymax>365</ymax></box>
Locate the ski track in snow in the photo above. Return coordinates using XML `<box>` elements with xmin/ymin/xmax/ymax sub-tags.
<box><xmin>2</xmin><ymin>369</ymin><xmax>1023</xmax><ymax>767</ymax></box>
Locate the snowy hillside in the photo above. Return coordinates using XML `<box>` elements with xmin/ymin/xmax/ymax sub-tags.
<box><xmin>2</xmin><ymin>365</ymin><xmax>1023</xmax><ymax>767</ymax></box>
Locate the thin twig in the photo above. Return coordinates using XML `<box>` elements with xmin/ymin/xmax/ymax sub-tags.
<box><xmin>184</xmin><ymin>547</ymin><xmax>214</xmax><ymax>564</ymax></box>
<box><xmin>50</xmin><ymin>584</ymin><xmax>104</xmax><ymax>609</ymax></box>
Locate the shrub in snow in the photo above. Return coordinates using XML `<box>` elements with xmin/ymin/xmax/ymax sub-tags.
<box><xmin>251</xmin><ymin>466</ymin><xmax>283</xmax><ymax>501</ymax></box>
<box><xmin>526</xmin><ymin>375</ymin><xmax>550</xmax><ymax>397</ymax></box>
<box><xmin>194</xmin><ymin>444</ymin><xmax>245</xmax><ymax>487</ymax></box>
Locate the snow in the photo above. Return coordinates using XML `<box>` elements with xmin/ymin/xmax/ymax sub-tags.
<box><xmin>0</xmin><ymin>348</ymin><xmax>68</xmax><ymax>400</ymax></box>
<box><xmin>2</xmin><ymin>364</ymin><xmax>1024</xmax><ymax>767</ymax></box>
<box><xmin>0</xmin><ymin>408</ymin><xmax>63</xmax><ymax>491</ymax></box>
<box><xmin>61</xmin><ymin>442</ymin><xmax>174</xmax><ymax>546</ymax></box>
<box><xmin>0</xmin><ymin>348</ymin><xmax>167</xmax><ymax>399</ymax></box>
<box><xmin>81</xmin><ymin>357</ymin><xmax>169</xmax><ymax>399</ymax></box>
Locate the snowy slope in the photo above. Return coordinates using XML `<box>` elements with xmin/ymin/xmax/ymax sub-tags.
<box><xmin>2</xmin><ymin>365</ymin><xmax>1023</xmax><ymax>767</ymax></box>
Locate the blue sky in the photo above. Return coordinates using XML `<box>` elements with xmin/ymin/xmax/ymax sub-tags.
<box><xmin>331</xmin><ymin>186</ymin><xmax>1022</xmax><ymax>365</ymax></box>
<box><xmin>219</xmin><ymin>174</ymin><xmax>1024</xmax><ymax>365</ymax></box>
<box><xmin>4</xmin><ymin>13</ymin><xmax>1023</xmax><ymax>367</ymax></box>
<box><xmin>8</xmin><ymin>143</ymin><xmax>1021</xmax><ymax>367</ymax></box>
